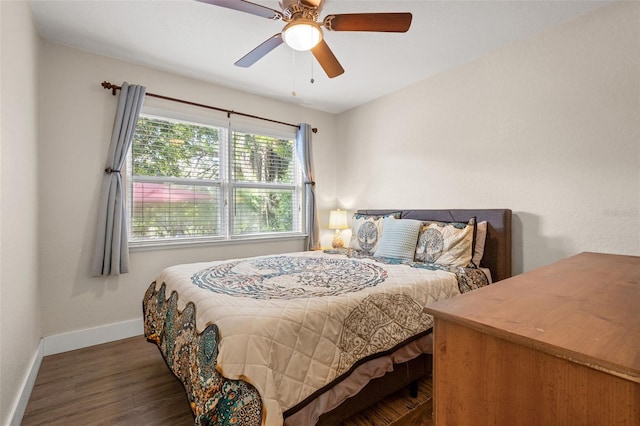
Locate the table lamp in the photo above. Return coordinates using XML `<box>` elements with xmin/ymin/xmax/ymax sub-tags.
<box><xmin>329</xmin><ymin>209</ymin><xmax>349</xmax><ymax>248</ymax></box>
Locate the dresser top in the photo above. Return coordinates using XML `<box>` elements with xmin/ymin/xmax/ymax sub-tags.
<box><xmin>425</xmin><ymin>252</ymin><xmax>640</xmax><ymax>383</ymax></box>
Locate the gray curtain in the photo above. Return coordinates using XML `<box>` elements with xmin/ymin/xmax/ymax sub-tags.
<box><xmin>91</xmin><ymin>83</ymin><xmax>146</xmax><ymax>276</ymax></box>
<box><xmin>296</xmin><ymin>123</ymin><xmax>320</xmax><ymax>250</ymax></box>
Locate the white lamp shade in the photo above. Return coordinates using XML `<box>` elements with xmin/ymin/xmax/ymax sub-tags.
<box><xmin>282</xmin><ymin>21</ymin><xmax>322</xmax><ymax>51</ymax></box>
<box><xmin>329</xmin><ymin>209</ymin><xmax>349</xmax><ymax>230</ymax></box>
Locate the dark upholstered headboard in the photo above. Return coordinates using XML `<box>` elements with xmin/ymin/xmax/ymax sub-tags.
<box><xmin>356</xmin><ymin>209</ymin><xmax>513</xmax><ymax>282</ymax></box>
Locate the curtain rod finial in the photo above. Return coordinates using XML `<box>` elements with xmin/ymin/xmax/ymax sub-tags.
<box><xmin>101</xmin><ymin>81</ymin><xmax>118</xmax><ymax>96</ymax></box>
<box><xmin>312</xmin><ymin>128</ymin><xmax>318</xmax><ymax>133</ymax></box>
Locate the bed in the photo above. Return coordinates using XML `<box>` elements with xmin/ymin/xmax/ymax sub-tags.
<box><xmin>143</xmin><ymin>209</ymin><xmax>512</xmax><ymax>425</ymax></box>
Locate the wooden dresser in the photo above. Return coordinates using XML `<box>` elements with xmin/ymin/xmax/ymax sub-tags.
<box><xmin>424</xmin><ymin>252</ymin><xmax>640</xmax><ymax>425</ymax></box>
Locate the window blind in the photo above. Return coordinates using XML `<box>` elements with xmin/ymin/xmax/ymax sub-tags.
<box><xmin>130</xmin><ymin>115</ymin><xmax>223</xmax><ymax>241</ymax></box>
<box><xmin>231</xmin><ymin>130</ymin><xmax>298</xmax><ymax>235</ymax></box>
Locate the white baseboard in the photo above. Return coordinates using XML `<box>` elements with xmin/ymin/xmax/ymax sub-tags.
<box><xmin>6</xmin><ymin>340</ymin><xmax>43</xmax><ymax>426</ymax></box>
<box><xmin>43</xmin><ymin>318</ymin><xmax>144</xmax><ymax>356</ymax></box>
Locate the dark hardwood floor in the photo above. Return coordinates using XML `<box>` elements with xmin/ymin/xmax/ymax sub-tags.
<box><xmin>22</xmin><ymin>336</ymin><xmax>433</xmax><ymax>425</ymax></box>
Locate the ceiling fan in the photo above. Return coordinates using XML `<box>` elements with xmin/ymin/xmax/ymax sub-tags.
<box><xmin>197</xmin><ymin>0</ymin><xmax>413</xmax><ymax>78</ymax></box>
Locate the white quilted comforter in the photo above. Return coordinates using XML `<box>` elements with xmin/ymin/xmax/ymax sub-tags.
<box><xmin>151</xmin><ymin>250</ymin><xmax>461</xmax><ymax>425</ymax></box>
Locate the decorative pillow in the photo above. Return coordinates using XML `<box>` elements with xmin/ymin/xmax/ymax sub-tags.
<box><xmin>415</xmin><ymin>217</ymin><xmax>476</xmax><ymax>267</ymax></box>
<box><xmin>472</xmin><ymin>221</ymin><xmax>488</xmax><ymax>267</ymax></box>
<box><xmin>349</xmin><ymin>212</ymin><xmax>401</xmax><ymax>254</ymax></box>
<box><xmin>374</xmin><ymin>218</ymin><xmax>422</xmax><ymax>261</ymax></box>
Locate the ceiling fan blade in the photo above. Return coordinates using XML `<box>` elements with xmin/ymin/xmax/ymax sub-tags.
<box><xmin>323</xmin><ymin>13</ymin><xmax>412</xmax><ymax>32</ymax></box>
<box><xmin>311</xmin><ymin>39</ymin><xmax>344</xmax><ymax>78</ymax></box>
<box><xmin>235</xmin><ymin>34</ymin><xmax>284</xmax><ymax>67</ymax></box>
<box><xmin>196</xmin><ymin>0</ymin><xmax>283</xmax><ymax>20</ymax></box>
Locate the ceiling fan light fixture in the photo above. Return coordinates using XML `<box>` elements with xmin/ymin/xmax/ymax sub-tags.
<box><xmin>282</xmin><ymin>20</ymin><xmax>322</xmax><ymax>51</ymax></box>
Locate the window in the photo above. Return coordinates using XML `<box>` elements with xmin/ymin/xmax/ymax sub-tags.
<box><xmin>128</xmin><ymin>109</ymin><xmax>303</xmax><ymax>247</ymax></box>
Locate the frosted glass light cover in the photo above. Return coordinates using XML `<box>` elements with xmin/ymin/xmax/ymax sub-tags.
<box><xmin>283</xmin><ymin>22</ymin><xmax>322</xmax><ymax>51</ymax></box>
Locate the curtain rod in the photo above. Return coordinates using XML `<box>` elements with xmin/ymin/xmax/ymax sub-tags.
<box><xmin>101</xmin><ymin>81</ymin><xmax>317</xmax><ymax>134</ymax></box>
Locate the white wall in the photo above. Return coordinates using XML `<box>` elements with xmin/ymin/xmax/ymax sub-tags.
<box><xmin>0</xmin><ymin>1</ymin><xmax>42</xmax><ymax>423</ymax></box>
<box><xmin>337</xmin><ymin>1</ymin><xmax>639</xmax><ymax>274</ymax></box>
<box><xmin>37</xmin><ymin>42</ymin><xmax>339</xmax><ymax>337</ymax></box>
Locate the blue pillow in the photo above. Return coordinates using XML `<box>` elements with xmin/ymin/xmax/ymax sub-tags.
<box><xmin>374</xmin><ymin>218</ymin><xmax>422</xmax><ymax>262</ymax></box>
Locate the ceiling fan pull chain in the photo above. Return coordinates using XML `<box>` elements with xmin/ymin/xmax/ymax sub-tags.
<box><xmin>291</xmin><ymin>49</ymin><xmax>297</xmax><ymax>97</ymax></box>
<box><xmin>310</xmin><ymin>53</ymin><xmax>315</xmax><ymax>84</ymax></box>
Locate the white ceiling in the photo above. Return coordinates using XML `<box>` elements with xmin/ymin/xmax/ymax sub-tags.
<box><xmin>29</xmin><ymin>0</ymin><xmax>608</xmax><ymax>114</ymax></box>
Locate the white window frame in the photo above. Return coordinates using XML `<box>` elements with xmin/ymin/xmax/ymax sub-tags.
<box><xmin>127</xmin><ymin>107</ymin><xmax>305</xmax><ymax>249</ymax></box>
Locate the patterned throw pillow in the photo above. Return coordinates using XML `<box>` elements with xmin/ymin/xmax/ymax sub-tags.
<box><xmin>349</xmin><ymin>212</ymin><xmax>401</xmax><ymax>254</ymax></box>
<box><xmin>415</xmin><ymin>217</ymin><xmax>476</xmax><ymax>267</ymax></box>
<box><xmin>374</xmin><ymin>218</ymin><xmax>422</xmax><ymax>261</ymax></box>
